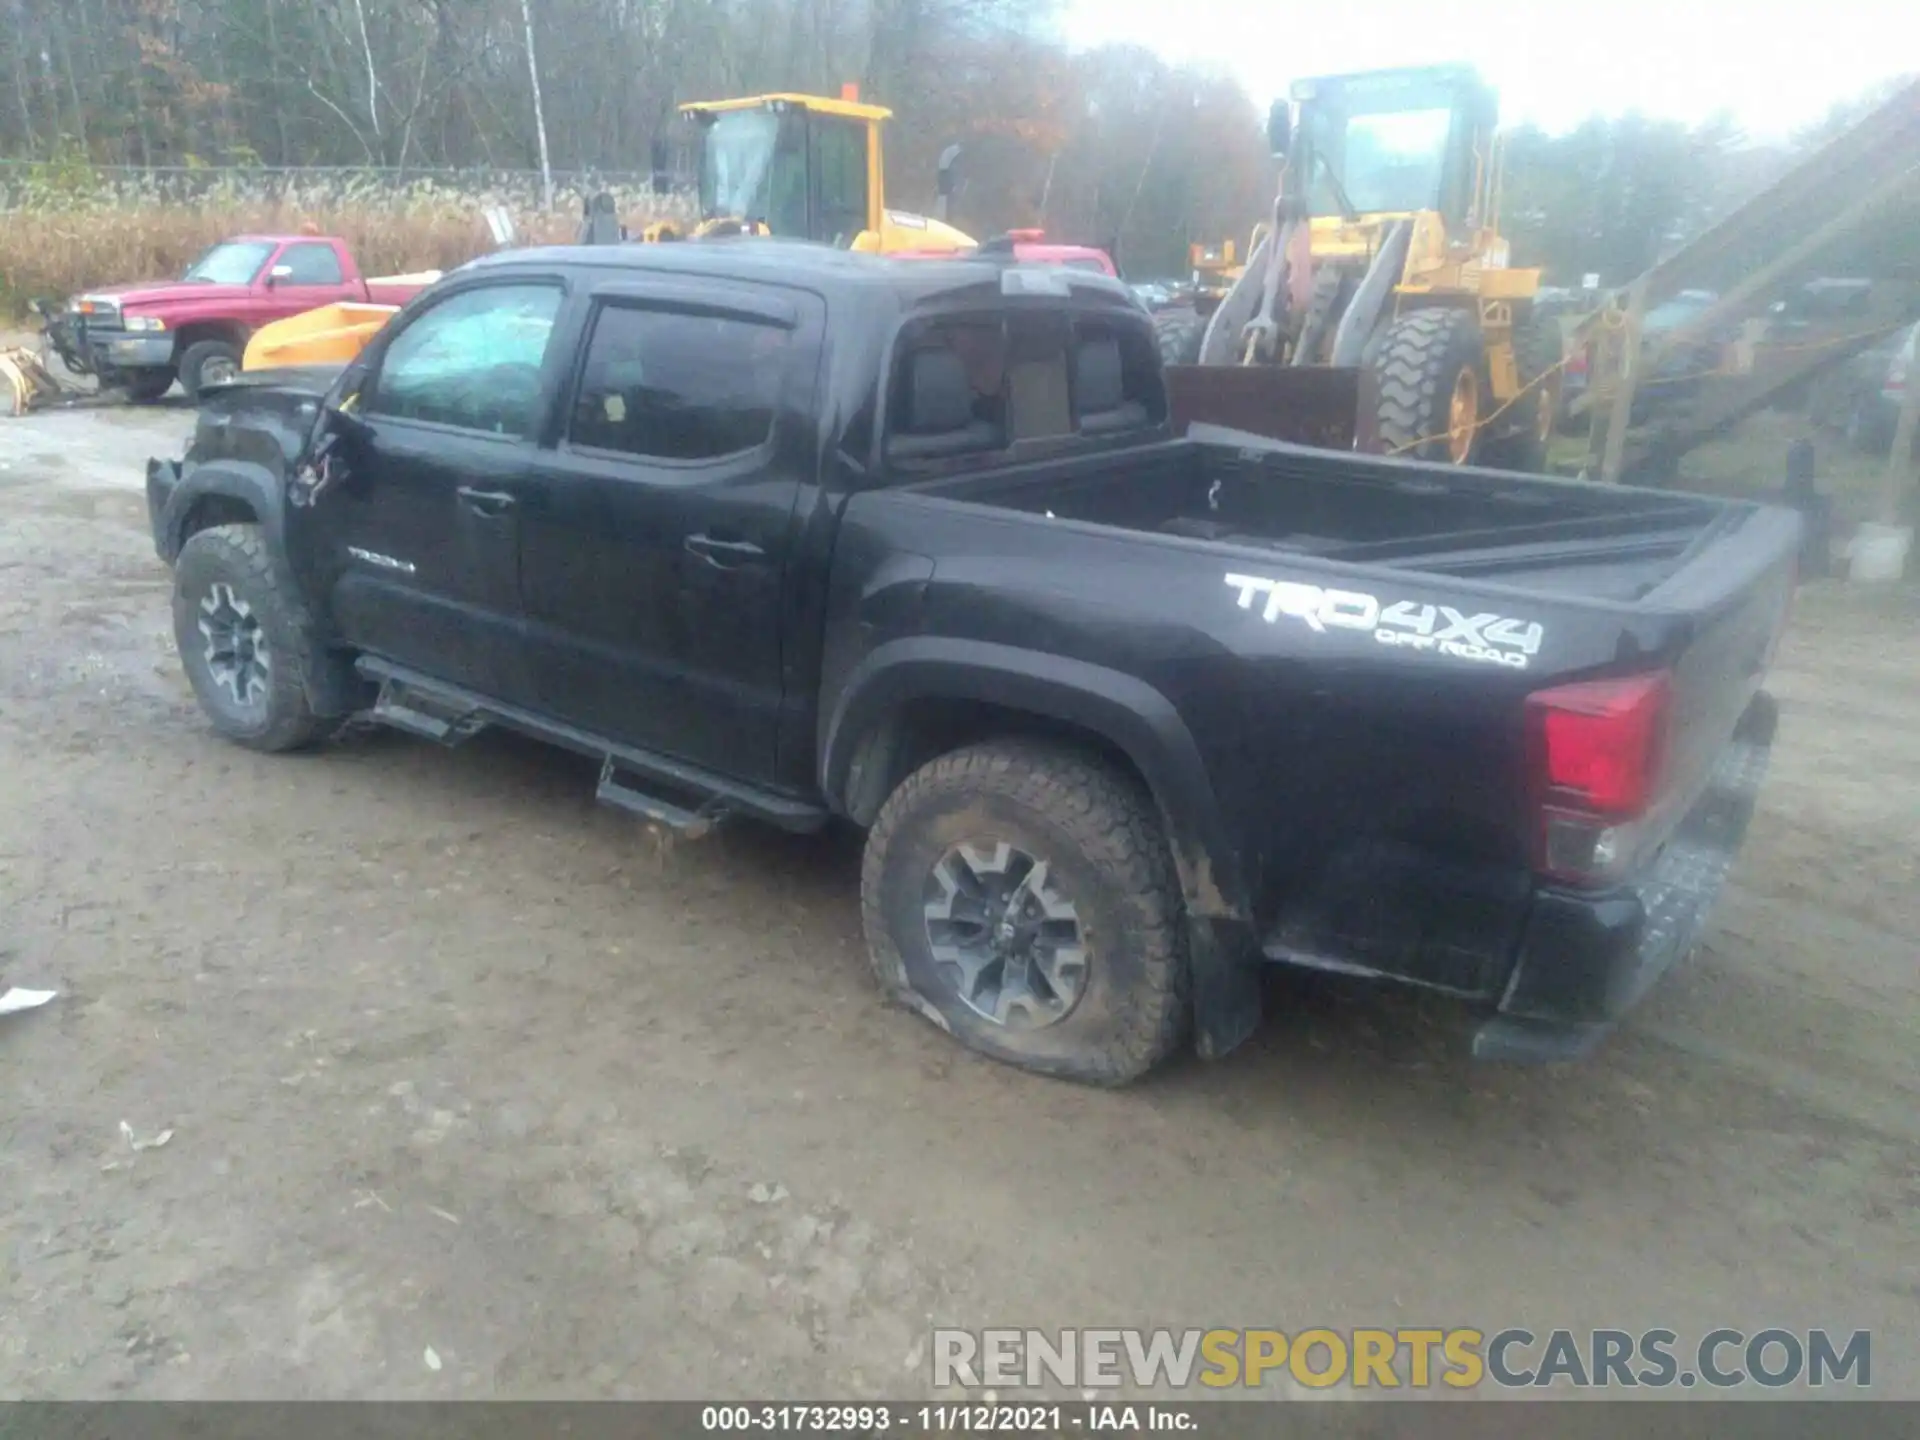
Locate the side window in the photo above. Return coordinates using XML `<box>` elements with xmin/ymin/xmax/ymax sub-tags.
<box><xmin>368</xmin><ymin>283</ymin><xmax>563</xmax><ymax>438</ymax></box>
<box><xmin>570</xmin><ymin>304</ymin><xmax>789</xmax><ymax>462</ymax></box>
<box><xmin>810</xmin><ymin>118</ymin><xmax>870</xmax><ymax>246</ymax></box>
<box><xmin>279</xmin><ymin>243</ymin><xmax>345</xmax><ymax>285</ymax></box>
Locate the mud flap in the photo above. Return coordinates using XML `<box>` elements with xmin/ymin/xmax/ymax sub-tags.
<box><xmin>1188</xmin><ymin>918</ymin><xmax>1262</xmax><ymax>1060</ymax></box>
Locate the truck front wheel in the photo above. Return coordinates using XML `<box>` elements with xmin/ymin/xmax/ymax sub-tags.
<box><xmin>171</xmin><ymin>524</ymin><xmax>325</xmax><ymax>753</ymax></box>
<box><xmin>860</xmin><ymin>740</ymin><xmax>1190</xmax><ymax>1085</ymax></box>
<box><xmin>122</xmin><ymin>368</ymin><xmax>175</xmax><ymax>403</ymax></box>
<box><xmin>178</xmin><ymin>339</ymin><xmax>243</xmax><ymax>400</ymax></box>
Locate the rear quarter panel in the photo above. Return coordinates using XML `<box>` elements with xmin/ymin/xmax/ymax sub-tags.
<box><xmin>821</xmin><ymin>488</ymin><xmax>1696</xmax><ymax>989</ymax></box>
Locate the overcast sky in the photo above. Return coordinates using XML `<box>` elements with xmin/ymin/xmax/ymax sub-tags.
<box><xmin>1058</xmin><ymin>0</ymin><xmax>1915</xmax><ymax>139</ymax></box>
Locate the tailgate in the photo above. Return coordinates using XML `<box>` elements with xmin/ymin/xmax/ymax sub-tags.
<box><xmin>1641</xmin><ymin>502</ymin><xmax>1800</xmax><ymax>830</ymax></box>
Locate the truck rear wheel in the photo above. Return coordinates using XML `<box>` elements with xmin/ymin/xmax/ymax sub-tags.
<box><xmin>1153</xmin><ymin>309</ymin><xmax>1206</xmax><ymax>368</ymax></box>
<box><xmin>179</xmin><ymin>340</ymin><xmax>243</xmax><ymax>401</ymax></box>
<box><xmin>171</xmin><ymin>523</ymin><xmax>325</xmax><ymax>753</ymax></box>
<box><xmin>860</xmin><ymin>740</ymin><xmax>1190</xmax><ymax>1086</ymax></box>
<box><xmin>1374</xmin><ymin>308</ymin><xmax>1491</xmax><ymax>465</ymax></box>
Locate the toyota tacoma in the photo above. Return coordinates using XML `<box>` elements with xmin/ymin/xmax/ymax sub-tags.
<box><xmin>144</xmin><ymin>241</ymin><xmax>1799</xmax><ymax>1084</ymax></box>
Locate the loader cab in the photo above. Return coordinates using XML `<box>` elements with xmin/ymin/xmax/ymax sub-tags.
<box><xmin>1288</xmin><ymin>65</ymin><xmax>1497</xmax><ymax>231</ymax></box>
<box><xmin>686</xmin><ymin>95</ymin><xmax>876</xmax><ymax>245</ymax></box>
<box><xmin>680</xmin><ymin>92</ymin><xmax>975</xmax><ymax>254</ymax></box>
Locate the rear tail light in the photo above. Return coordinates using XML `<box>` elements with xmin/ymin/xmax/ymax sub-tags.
<box><xmin>1525</xmin><ymin>671</ymin><xmax>1672</xmax><ymax>885</ymax></box>
<box><xmin>1565</xmin><ymin>347</ymin><xmax>1588</xmax><ymax>377</ymax></box>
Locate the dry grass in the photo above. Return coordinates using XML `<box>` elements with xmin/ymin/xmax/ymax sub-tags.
<box><xmin>0</xmin><ymin>185</ymin><xmax>692</xmax><ymax>316</ymax></box>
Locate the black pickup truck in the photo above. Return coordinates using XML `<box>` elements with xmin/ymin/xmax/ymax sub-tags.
<box><xmin>145</xmin><ymin>241</ymin><xmax>1799</xmax><ymax>1085</ymax></box>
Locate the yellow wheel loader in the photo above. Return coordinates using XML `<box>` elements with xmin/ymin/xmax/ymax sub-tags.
<box><xmin>643</xmin><ymin>88</ymin><xmax>977</xmax><ymax>253</ymax></box>
<box><xmin>1161</xmin><ymin>65</ymin><xmax>1561</xmax><ymax>471</ymax></box>
<box><xmin>245</xmin><ymin>87</ymin><xmax>976</xmax><ymax>372</ymax></box>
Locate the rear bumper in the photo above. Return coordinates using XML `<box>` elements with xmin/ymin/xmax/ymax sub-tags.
<box><xmin>146</xmin><ymin>458</ymin><xmax>184</xmax><ymax>564</ymax></box>
<box><xmin>1473</xmin><ymin>690</ymin><xmax>1778</xmax><ymax>1061</ymax></box>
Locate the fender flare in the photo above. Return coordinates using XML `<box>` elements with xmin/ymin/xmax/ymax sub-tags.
<box><xmin>820</xmin><ymin>636</ymin><xmax>1251</xmax><ymax>923</ymax></box>
<box><xmin>158</xmin><ymin>458</ymin><xmax>288</xmax><ymax>565</ymax></box>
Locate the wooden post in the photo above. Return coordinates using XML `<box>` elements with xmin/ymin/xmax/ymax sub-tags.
<box><xmin>1597</xmin><ymin>278</ymin><xmax>1648</xmax><ymax>486</ymax></box>
<box><xmin>1880</xmin><ymin>356</ymin><xmax>1920</xmax><ymax>525</ymax></box>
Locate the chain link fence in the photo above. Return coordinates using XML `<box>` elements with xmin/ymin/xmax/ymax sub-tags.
<box><xmin>0</xmin><ymin>161</ymin><xmax>699</xmax><ymax>217</ymax></box>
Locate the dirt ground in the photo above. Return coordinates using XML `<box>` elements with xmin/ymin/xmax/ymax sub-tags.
<box><xmin>2</xmin><ymin>403</ymin><xmax>1917</xmax><ymax>1403</ymax></box>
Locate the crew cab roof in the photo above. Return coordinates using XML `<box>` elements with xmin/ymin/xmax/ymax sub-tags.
<box><xmin>458</xmin><ymin>240</ymin><xmax>1143</xmax><ymax>320</ymax></box>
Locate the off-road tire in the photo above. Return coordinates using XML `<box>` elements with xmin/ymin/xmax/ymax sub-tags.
<box><xmin>178</xmin><ymin>339</ymin><xmax>244</xmax><ymax>401</ymax></box>
<box><xmin>121</xmin><ymin>368</ymin><xmax>175</xmax><ymax>404</ymax></box>
<box><xmin>1153</xmin><ymin>308</ymin><xmax>1206</xmax><ymax>369</ymax></box>
<box><xmin>171</xmin><ymin>523</ymin><xmax>325</xmax><ymax>753</ymax></box>
<box><xmin>1483</xmin><ymin>315</ymin><xmax>1562</xmax><ymax>473</ymax></box>
<box><xmin>860</xmin><ymin>740</ymin><xmax>1190</xmax><ymax>1086</ymax></box>
<box><xmin>1373</xmin><ymin>308</ymin><xmax>1490</xmax><ymax>465</ymax></box>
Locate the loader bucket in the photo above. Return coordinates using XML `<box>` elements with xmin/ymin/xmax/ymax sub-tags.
<box><xmin>243</xmin><ymin>302</ymin><xmax>402</xmax><ymax>372</ymax></box>
<box><xmin>1163</xmin><ymin>364</ymin><xmax>1380</xmax><ymax>454</ymax></box>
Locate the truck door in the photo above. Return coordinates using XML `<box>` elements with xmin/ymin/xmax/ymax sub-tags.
<box><xmin>514</xmin><ymin>281</ymin><xmax>821</xmax><ymax>781</ymax></box>
<box><xmin>293</xmin><ymin>277</ymin><xmax>568</xmax><ymax>697</ymax></box>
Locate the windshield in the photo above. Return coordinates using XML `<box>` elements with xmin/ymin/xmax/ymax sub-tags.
<box><xmin>1307</xmin><ymin>105</ymin><xmax>1454</xmax><ymax>216</ymax></box>
<box><xmin>184</xmin><ymin>241</ymin><xmax>274</xmax><ymax>285</ymax></box>
<box><xmin>698</xmin><ymin>109</ymin><xmax>813</xmax><ymax>235</ymax></box>
<box><xmin>701</xmin><ymin>111</ymin><xmax>775</xmax><ymax>221</ymax></box>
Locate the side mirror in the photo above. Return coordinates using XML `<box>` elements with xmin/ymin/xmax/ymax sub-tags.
<box><xmin>935</xmin><ymin>143</ymin><xmax>963</xmax><ymax>223</ymax></box>
<box><xmin>267</xmin><ymin>264</ymin><xmax>294</xmax><ymax>286</ymax></box>
<box><xmin>936</xmin><ymin>144</ymin><xmax>962</xmax><ymax>197</ymax></box>
<box><xmin>322</xmin><ymin>392</ymin><xmax>370</xmax><ymax>438</ymax></box>
<box><xmin>1266</xmin><ymin>100</ymin><xmax>1292</xmax><ymax>159</ymax></box>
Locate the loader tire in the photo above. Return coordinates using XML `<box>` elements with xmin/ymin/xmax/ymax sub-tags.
<box><xmin>1484</xmin><ymin>315</ymin><xmax>1562</xmax><ymax>473</ymax></box>
<box><xmin>861</xmin><ymin>739</ymin><xmax>1190</xmax><ymax>1087</ymax></box>
<box><xmin>1153</xmin><ymin>309</ymin><xmax>1206</xmax><ymax>369</ymax></box>
<box><xmin>1373</xmin><ymin>309</ymin><xmax>1491</xmax><ymax>465</ymax></box>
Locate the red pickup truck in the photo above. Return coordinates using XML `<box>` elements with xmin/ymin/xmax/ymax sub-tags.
<box><xmin>48</xmin><ymin>234</ymin><xmax>438</xmax><ymax>401</ymax></box>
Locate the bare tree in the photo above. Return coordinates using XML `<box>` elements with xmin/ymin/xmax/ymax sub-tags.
<box><xmin>519</xmin><ymin>0</ymin><xmax>554</xmax><ymax>207</ymax></box>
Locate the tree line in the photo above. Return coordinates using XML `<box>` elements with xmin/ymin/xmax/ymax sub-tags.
<box><xmin>0</xmin><ymin>0</ymin><xmax>1906</xmax><ymax>281</ymax></box>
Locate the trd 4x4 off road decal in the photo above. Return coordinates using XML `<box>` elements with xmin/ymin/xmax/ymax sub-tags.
<box><xmin>1223</xmin><ymin>573</ymin><xmax>1545</xmax><ymax>670</ymax></box>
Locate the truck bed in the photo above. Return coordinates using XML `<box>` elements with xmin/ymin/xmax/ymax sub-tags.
<box><xmin>921</xmin><ymin>430</ymin><xmax>1736</xmax><ymax>602</ymax></box>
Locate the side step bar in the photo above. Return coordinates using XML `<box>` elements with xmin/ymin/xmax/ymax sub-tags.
<box><xmin>355</xmin><ymin>658</ymin><xmax>830</xmax><ymax>836</ymax></box>
<box><xmin>596</xmin><ymin>756</ymin><xmax>729</xmax><ymax>839</ymax></box>
<box><xmin>370</xmin><ymin>677</ymin><xmax>486</xmax><ymax>744</ymax></box>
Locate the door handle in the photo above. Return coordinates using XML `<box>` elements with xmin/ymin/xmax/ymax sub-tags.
<box><xmin>684</xmin><ymin>534</ymin><xmax>765</xmax><ymax>568</ymax></box>
<box><xmin>456</xmin><ymin>486</ymin><xmax>517</xmax><ymax>518</ymax></box>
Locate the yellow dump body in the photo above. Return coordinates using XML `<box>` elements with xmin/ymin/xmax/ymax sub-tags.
<box><xmin>241</xmin><ymin>271</ymin><xmax>442</xmax><ymax>371</ymax></box>
<box><xmin>243</xmin><ymin>303</ymin><xmax>397</xmax><ymax>370</ymax></box>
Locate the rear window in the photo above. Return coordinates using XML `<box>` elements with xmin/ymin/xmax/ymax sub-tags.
<box><xmin>883</xmin><ymin>309</ymin><xmax>1163</xmax><ymax>469</ymax></box>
